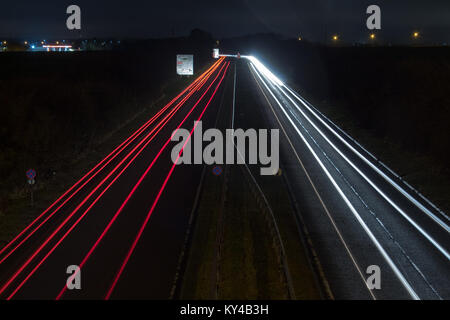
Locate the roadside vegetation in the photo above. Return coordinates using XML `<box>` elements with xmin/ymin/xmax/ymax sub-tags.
<box><xmin>180</xmin><ymin>164</ymin><xmax>321</xmax><ymax>299</ymax></box>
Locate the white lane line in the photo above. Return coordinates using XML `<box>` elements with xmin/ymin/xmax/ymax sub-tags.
<box><xmin>293</xmin><ymin>93</ymin><xmax>449</xmax><ymax>224</ymax></box>
<box><xmin>249</xmin><ymin>63</ymin><xmax>375</xmax><ymax>300</ymax></box>
<box><xmin>286</xmin><ymin>102</ymin><xmax>442</xmax><ymax>299</ymax></box>
<box><xmin>249</xmin><ymin>62</ymin><xmax>420</xmax><ymax>300</ymax></box>
<box><xmin>277</xmin><ymin>85</ymin><xmax>450</xmax><ymax>261</ymax></box>
<box><xmin>283</xmin><ymin>86</ymin><xmax>450</xmax><ymax>232</ymax></box>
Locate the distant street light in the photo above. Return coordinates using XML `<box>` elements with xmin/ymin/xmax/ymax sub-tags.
<box><xmin>298</xmin><ymin>36</ymin><xmax>302</xmax><ymax>41</ymax></box>
<box><xmin>413</xmin><ymin>32</ymin><xmax>420</xmax><ymax>39</ymax></box>
<box><xmin>369</xmin><ymin>33</ymin><xmax>376</xmax><ymax>40</ymax></box>
<box><xmin>332</xmin><ymin>35</ymin><xmax>339</xmax><ymax>41</ymax></box>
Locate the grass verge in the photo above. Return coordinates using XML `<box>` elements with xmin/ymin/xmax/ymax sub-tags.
<box><xmin>180</xmin><ymin>163</ymin><xmax>321</xmax><ymax>299</ymax></box>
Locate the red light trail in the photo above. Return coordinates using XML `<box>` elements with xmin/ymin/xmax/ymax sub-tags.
<box><xmin>0</xmin><ymin>58</ymin><xmax>226</xmax><ymax>299</ymax></box>
<box><xmin>105</xmin><ymin>61</ymin><xmax>230</xmax><ymax>299</ymax></box>
<box><xmin>54</xmin><ymin>60</ymin><xmax>229</xmax><ymax>300</ymax></box>
<box><xmin>0</xmin><ymin>57</ymin><xmax>224</xmax><ymax>264</ymax></box>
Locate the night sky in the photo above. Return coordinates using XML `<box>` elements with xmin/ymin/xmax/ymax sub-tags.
<box><xmin>1</xmin><ymin>0</ymin><xmax>449</xmax><ymax>43</ymax></box>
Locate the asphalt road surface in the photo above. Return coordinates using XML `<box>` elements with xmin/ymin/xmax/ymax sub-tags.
<box><xmin>241</xmin><ymin>56</ymin><xmax>449</xmax><ymax>300</ymax></box>
<box><xmin>0</xmin><ymin>56</ymin><xmax>448</xmax><ymax>300</ymax></box>
<box><xmin>0</xmin><ymin>57</ymin><xmax>232</xmax><ymax>299</ymax></box>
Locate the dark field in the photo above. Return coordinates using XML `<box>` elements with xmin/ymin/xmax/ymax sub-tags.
<box><xmin>0</xmin><ymin>39</ymin><xmax>213</xmax><ymax>226</ymax></box>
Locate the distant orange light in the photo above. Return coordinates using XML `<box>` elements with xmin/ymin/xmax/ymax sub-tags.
<box><xmin>413</xmin><ymin>32</ymin><xmax>419</xmax><ymax>38</ymax></box>
<box><xmin>370</xmin><ymin>34</ymin><xmax>375</xmax><ymax>40</ymax></box>
<box><xmin>332</xmin><ymin>35</ymin><xmax>338</xmax><ymax>41</ymax></box>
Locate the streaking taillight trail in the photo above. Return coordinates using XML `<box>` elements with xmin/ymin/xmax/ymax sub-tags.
<box><xmin>0</xmin><ymin>58</ymin><xmax>226</xmax><ymax>299</ymax></box>
<box><xmin>105</xmin><ymin>61</ymin><xmax>231</xmax><ymax>300</ymax></box>
<box><xmin>0</xmin><ymin>57</ymin><xmax>224</xmax><ymax>264</ymax></box>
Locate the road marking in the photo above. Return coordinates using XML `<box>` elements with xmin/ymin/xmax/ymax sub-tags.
<box><xmin>278</xmin><ymin>85</ymin><xmax>450</xmax><ymax>261</ymax></box>
<box><xmin>248</xmin><ymin>62</ymin><xmax>375</xmax><ymax>300</ymax></box>
<box><xmin>250</xmin><ymin>62</ymin><xmax>420</xmax><ymax>300</ymax></box>
<box><xmin>284</xmin><ymin>86</ymin><xmax>450</xmax><ymax>231</ymax></box>
<box><xmin>287</xmin><ymin>99</ymin><xmax>441</xmax><ymax>298</ymax></box>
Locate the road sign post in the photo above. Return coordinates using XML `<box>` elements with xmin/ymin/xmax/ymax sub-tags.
<box><xmin>26</xmin><ymin>169</ymin><xmax>36</xmax><ymax>207</ymax></box>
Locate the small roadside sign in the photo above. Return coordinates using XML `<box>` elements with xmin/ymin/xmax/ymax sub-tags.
<box><xmin>212</xmin><ymin>165</ymin><xmax>222</xmax><ymax>176</ymax></box>
<box><xmin>212</xmin><ymin>48</ymin><xmax>219</xmax><ymax>59</ymax></box>
<box><xmin>176</xmin><ymin>54</ymin><xmax>194</xmax><ymax>75</ymax></box>
<box><xmin>26</xmin><ymin>169</ymin><xmax>36</xmax><ymax>180</ymax></box>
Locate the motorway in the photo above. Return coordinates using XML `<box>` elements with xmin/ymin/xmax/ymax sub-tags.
<box><xmin>0</xmin><ymin>57</ymin><xmax>232</xmax><ymax>299</ymax></box>
<box><xmin>242</xmin><ymin>55</ymin><xmax>449</xmax><ymax>300</ymax></box>
<box><xmin>0</xmin><ymin>55</ymin><xmax>448</xmax><ymax>300</ymax></box>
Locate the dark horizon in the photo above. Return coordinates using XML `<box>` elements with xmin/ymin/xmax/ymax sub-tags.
<box><xmin>1</xmin><ymin>1</ymin><xmax>449</xmax><ymax>44</ymax></box>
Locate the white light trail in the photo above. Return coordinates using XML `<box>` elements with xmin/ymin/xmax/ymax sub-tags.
<box><xmin>277</xmin><ymin>85</ymin><xmax>450</xmax><ymax>260</ymax></box>
<box><xmin>284</xmin><ymin>86</ymin><xmax>450</xmax><ymax>231</ymax></box>
<box><xmin>244</xmin><ymin>56</ymin><xmax>284</xmax><ymax>86</ymax></box>
<box><xmin>244</xmin><ymin>55</ymin><xmax>449</xmax><ymax>259</ymax></box>
<box><xmin>248</xmin><ymin>58</ymin><xmax>421</xmax><ymax>299</ymax></box>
